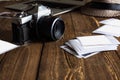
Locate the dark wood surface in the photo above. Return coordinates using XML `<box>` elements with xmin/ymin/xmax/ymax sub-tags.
<box><xmin>0</xmin><ymin>1</ymin><xmax>120</xmax><ymax>80</ymax></box>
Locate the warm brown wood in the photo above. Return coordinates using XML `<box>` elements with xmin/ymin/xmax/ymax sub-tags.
<box><xmin>37</xmin><ymin>11</ymin><xmax>120</xmax><ymax>80</ymax></box>
<box><xmin>0</xmin><ymin>1</ymin><xmax>43</xmax><ymax>80</ymax></box>
<box><xmin>0</xmin><ymin>1</ymin><xmax>120</xmax><ymax>80</ymax></box>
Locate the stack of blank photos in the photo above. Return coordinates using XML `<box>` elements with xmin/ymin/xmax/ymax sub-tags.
<box><xmin>61</xmin><ymin>18</ymin><xmax>120</xmax><ymax>58</ymax></box>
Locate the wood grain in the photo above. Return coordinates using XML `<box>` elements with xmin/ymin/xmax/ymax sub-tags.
<box><xmin>37</xmin><ymin>10</ymin><xmax>120</xmax><ymax>80</ymax></box>
<box><xmin>0</xmin><ymin>2</ymin><xmax>43</xmax><ymax>80</ymax></box>
<box><xmin>0</xmin><ymin>1</ymin><xmax>120</xmax><ymax>80</ymax></box>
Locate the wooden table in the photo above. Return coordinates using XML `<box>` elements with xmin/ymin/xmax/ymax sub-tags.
<box><xmin>0</xmin><ymin>1</ymin><xmax>120</xmax><ymax>80</ymax></box>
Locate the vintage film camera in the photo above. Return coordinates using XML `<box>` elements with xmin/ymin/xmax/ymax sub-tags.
<box><xmin>12</xmin><ymin>5</ymin><xmax>65</xmax><ymax>44</ymax></box>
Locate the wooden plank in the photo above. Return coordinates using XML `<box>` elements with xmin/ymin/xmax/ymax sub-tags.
<box><xmin>37</xmin><ymin>10</ymin><xmax>120</xmax><ymax>80</ymax></box>
<box><xmin>0</xmin><ymin>44</ymin><xmax>43</xmax><ymax>80</ymax></box>
<box><xmin>70</xmin><ymin>11</ymin><xmax>120</xmax><ymax>80</ymax></box>
<box><xmin>0</xmin><ymin>2</ymin><xmax>43</xmax><ymax>80</ymax></box>
<box><xmin>37</xmin><ymin>12</ymin><xmax>85</xmax><ymax>80</ymax></box>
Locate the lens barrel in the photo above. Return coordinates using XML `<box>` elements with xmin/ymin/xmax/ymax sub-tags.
<box><xmin>37</xmin><ymin>16</ymin><xmax>65</xmax><ymax>41</ymax></box>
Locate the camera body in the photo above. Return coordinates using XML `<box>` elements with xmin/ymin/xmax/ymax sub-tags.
<box><xmin>12</xmin><ymin>5</ymin><xmax>65</xmax><ymax>44</ymax></box>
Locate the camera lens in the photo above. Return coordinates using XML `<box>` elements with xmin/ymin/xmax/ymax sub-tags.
<box><xmin>52</xmin><ymin>18</ymin><xmax>65</xmax><ymax>40</ymax></box>
<box><xmin>37</xmin><ymin>16</ymin><xmax>65</xmax><ymax>41</ymax></box>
